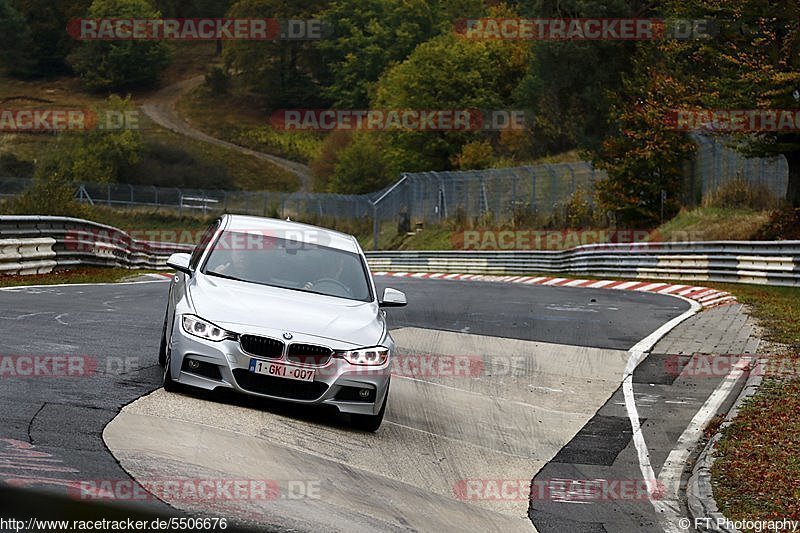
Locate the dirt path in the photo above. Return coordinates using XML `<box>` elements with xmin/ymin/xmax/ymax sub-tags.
<box><xmin>139</xmin><ymin>75</ymin><xmax>312</xmax><ymax>191</ymax></box>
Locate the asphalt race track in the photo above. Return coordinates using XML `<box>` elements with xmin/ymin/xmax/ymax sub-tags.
<box><xmin>0</xmin><ymin>276</ymin><xmax>740</xmax><ymax>532</ymax></box>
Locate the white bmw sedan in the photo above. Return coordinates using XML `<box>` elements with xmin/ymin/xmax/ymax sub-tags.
<box><xmin>158</xmin><ymin>214</ymin><xmax>406</xmax><ymax>431</ymax></box>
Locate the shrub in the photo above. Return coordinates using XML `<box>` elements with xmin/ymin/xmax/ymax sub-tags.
<box><xmin>3</xmin><ymin>162</ymin><xmax>88</xmax><ymax>217</ymax></box>
<box><xmin>452</xmin><ymin>140</ymin><xmax>496</xmax><ymax>170</ymax></box>
<box><xmin>119</xmin><ymin>141</ymin><xmax>235</xmax><ymax>189</ymax></box>
<box><xmin>328</xmin><ymin>133</ymin><xmax>396</xmax><ymax>194</ymax></box>
<box><xmin>753</xmin><ymin>208</ymin><xmax>800</xmax><ymax>240</ymax></box>
<box><xmin>0</xmin><ymin>153</ymin><xmax>34</xmax><ymax>178</ymax></box>
<box><xmin>205</xmin><ymin>66</ymin><xmax>230</xmax><ymax>96</ymax></box>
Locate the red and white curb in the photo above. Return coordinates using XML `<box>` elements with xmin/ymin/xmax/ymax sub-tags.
<box><xmin>372</xmin><ymin>272</ymin><xmax>737</xmax><ymax>308</ymax></box>
<box><xmin>146</xmin><ymin>272</ymin><xmax>174</xmax><ymax>280</ymax></box>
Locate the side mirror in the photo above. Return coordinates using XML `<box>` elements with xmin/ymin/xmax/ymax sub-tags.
<box><xmin>166</xmin><ymin>252</ymin><xmax>192</xmax><ymax>275</ymax></box>
<box><xmin>379</xmin><ymin>287</ymin><xmax>407</xmax><ymax>308</ymax></box>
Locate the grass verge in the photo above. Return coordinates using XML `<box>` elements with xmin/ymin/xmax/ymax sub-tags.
<box><xmin>177</xmin><ymin>83</ymin><xmax>323</xmax><ymax>163</ymax></box>
<box><xmin>702</xmin><ymin>283</ymin><xmax>800</xmax><ymax>522</ymax></box>
<box><xmin>654</xmin><ymin>207</ymin><xmax>771</xmax><ymax>241</ymax></box>
<box><xmin>133</xmin><ymin>114</ymin><xmax>300</xmax><ymax>192</ymax></box>
<box><xmin>82</xmin><ymin>206</ymin><xmax>216</xmax><ymax>234</ymax></box>
<box><xmin>0</xmin><ymin>268</ymin><xmax>161</xmax><ymax>287</ymax></box>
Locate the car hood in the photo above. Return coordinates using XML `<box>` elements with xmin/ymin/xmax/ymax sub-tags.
<box><xmin>188</xmin><ymin>274</ymin><xmax>384</xmax><ymax>347</ymax></box>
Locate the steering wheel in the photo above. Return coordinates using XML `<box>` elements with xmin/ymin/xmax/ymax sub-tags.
<box><xmin>308</xmin><ymin>278</ymin><xmax>352</xmax><ymax>297</ymax></box>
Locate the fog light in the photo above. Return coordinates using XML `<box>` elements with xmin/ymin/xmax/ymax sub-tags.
<box><xmin>358</xmin><ymin>389</ymin><xmax>370</xmax><ymax>398</ymax></box>
<box><xmin>188</xmin><ymin>359</ymin><xmax>200</xmax><ymax>370</ymax></box>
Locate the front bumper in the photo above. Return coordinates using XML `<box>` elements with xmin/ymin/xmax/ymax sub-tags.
<box><xmin>167</xmin><ymin>325</ymin><xmax>391</xmax><ymax>416</ymax></box>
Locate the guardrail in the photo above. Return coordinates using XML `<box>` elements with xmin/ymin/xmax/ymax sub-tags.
<box><xmin>0</xmin><ymin>216</ymin><xmax>193</xmax><ymax>275</ymax></box>
<box><xmin>1</xmin><ymin>216</ymin><xmax>798</xmax><ymax>286</ymax></box>
<box><xmin>365</xmin><ymin>243</ymin><xmax>800</xmax><ymax>287</ymax></box>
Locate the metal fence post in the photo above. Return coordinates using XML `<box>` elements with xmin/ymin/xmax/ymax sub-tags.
<box><xmin>372</xmin><ymin>202</ymin><xmax>379</xmax><ymax>251</ymax></box>
<box><xmin>567</xmin><ymin>164</ymin><xmax>576</xmax><ymax>194</ymax></box>
<box><xmin>370</xmin><ymin>175</ymin><xmax>408</xmax><ymax>250</ymax></box>
<box><xmin>511</xmin><ymin>172</ymin><xmax>517</xmax><ymax>221</ymax></box>
<box><xmin>545</xmin><ymin>164</ymin><xmax>558</xmax><ymax>215</ymax></box>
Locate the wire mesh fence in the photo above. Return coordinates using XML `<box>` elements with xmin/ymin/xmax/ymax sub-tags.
<box><xmin>374</xmin><ymin>163</ymin><xmax>603</xmax><ymax>225</ymax></box>
<box><xmin>0</xmin><ymin>134</ymin><xmax>791</xmax><ymax>246</ymax></box>
<box><xmin>686</xmin><ymin>133</ymin><xmax>788</xmax><ymax>206</ymax></box>
<box><xmin>70</xmin><ymin>181</ymin><xmax>374</xmax><ymax>220</ymax></box>
<box><xmin>1</xmin><ymin>162</ymin><xmax>604</xmax><ymax>225</ymax></box>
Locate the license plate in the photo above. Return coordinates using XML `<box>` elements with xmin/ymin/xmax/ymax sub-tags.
<box><xmin>248</xmin><ymin>359</ymin><xmax>315</xmax><ymax>382</ymax></box>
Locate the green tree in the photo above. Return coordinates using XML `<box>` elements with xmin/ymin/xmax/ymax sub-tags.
<box><xmin>68</xmin><ymin>0</ymin><xmax>171</xmax><ymax>91</ymax></box>
<box><xmin>513</xmin><ymin>0</ymin><xmax>651</xmax><ymax>156</ymax></box>
<box><xmin>223</xmin><ymin>0</ymin><xmax>329</xmax><ymax>109</ymax></box>
<box><xmin>0</xmin><ymin>0</ymin><xmax>34</xmax><ymax>75</ymax></box>
<box><xmin>153</xmin><ymin>0</ymin><xmax>231</xmax><ymax>17</ymax></box>
<box><xmin>372</xmin><ymin>28</ymin><xmax>531</xmax><ymax>171</ymax></box>
<box><xmin>316</xmin><ymin>0</ymin><xmax>484</xmax><ymax>108</ymax></box>
<box><xmin>328</xmin><ymin>133</ymin><xmax>395</xmax><ymax>194</ymax></box>
<box><xmin>7</xmin><ymin>0</ymin><xmax>89</xmax><ymax>77</ymax></box>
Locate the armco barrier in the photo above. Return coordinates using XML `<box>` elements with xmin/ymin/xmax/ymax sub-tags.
<box><xmin>0</xmin><ymin>216</ymin><xmax>193</xmax><ymax>275</ymax></box>
<box><xmin>364</xmin><ymin>242</ymin><xmax>800</xmax><ymax>287</ymax></box>
<box><xmin>0</xmin><ymin>216</ymin><xmax>798</xmax><ymax>286</ymax></box>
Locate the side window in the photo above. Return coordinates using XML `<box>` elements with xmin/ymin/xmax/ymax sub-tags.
<box><xmin>189</xmin><ymin>220</ymin><xmax>220</xmax><ymax>270</ymax></box>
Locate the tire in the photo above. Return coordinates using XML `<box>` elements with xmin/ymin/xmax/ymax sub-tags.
<box><xmin>351</xmin><ymin>381</ymin><xmax>389</xmax><ymax>432</ymax></box>
<box><xmin>158</xmin><ymin>314</ymin><xmax>168</xmax><ymax>367</ymax></box>
<box><xmin>162</xmin><ymin>349</ymin><xmax>181</xmax><ymax>392</ymax></box>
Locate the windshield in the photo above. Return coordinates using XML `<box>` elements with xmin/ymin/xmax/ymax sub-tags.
<box><xmin>201</xmin><ymin>230</ymin><xmax>372</xmax><ymax>302</ymax></box>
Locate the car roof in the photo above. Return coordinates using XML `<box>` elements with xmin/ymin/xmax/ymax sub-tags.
<box><xmin>221</xmin><ymin>215</ymin><xmax>361</xmax><ymax>254</ymax></box>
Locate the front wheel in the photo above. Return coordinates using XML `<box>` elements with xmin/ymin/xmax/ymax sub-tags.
<box><xmin>162</xmin><ymin>349</ymin><xmax>181</xmax><ymax>392</ymax></box>
<box><xmin>158</xmin><ymin>313</ymin><xmax>168</xmax><ymax>367</ymax></box>
<box><xmin>351</xmin><ymin>381</ymin><xmax>389</xmax><ymax>432</ymax></box>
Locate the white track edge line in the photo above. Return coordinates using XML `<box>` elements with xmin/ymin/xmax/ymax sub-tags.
<box><xmin>621</xmin><ymin>294</ymin><xmax>702</xmax><ymax>532</ymax></box>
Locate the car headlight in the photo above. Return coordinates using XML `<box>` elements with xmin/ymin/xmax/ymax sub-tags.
<box><xmin>339</xmin><ymin>346</ymin><xmax>390</xmax><ymax>366</ymax></box>
<box><xmin>181</xmin><ymin>315</ymin><xmax>235</xmax><ymax>342</ymax></box>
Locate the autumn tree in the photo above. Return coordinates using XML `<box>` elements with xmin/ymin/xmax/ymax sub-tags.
<box><xmin>594</xmin><ymin>43</ymin><xmax>697</xmax><ymax>226</ymax></box>
<box><xmin>666</xmin><ymin>0</ymin><xmax>800</xmax><ymax>206</ymax></box>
